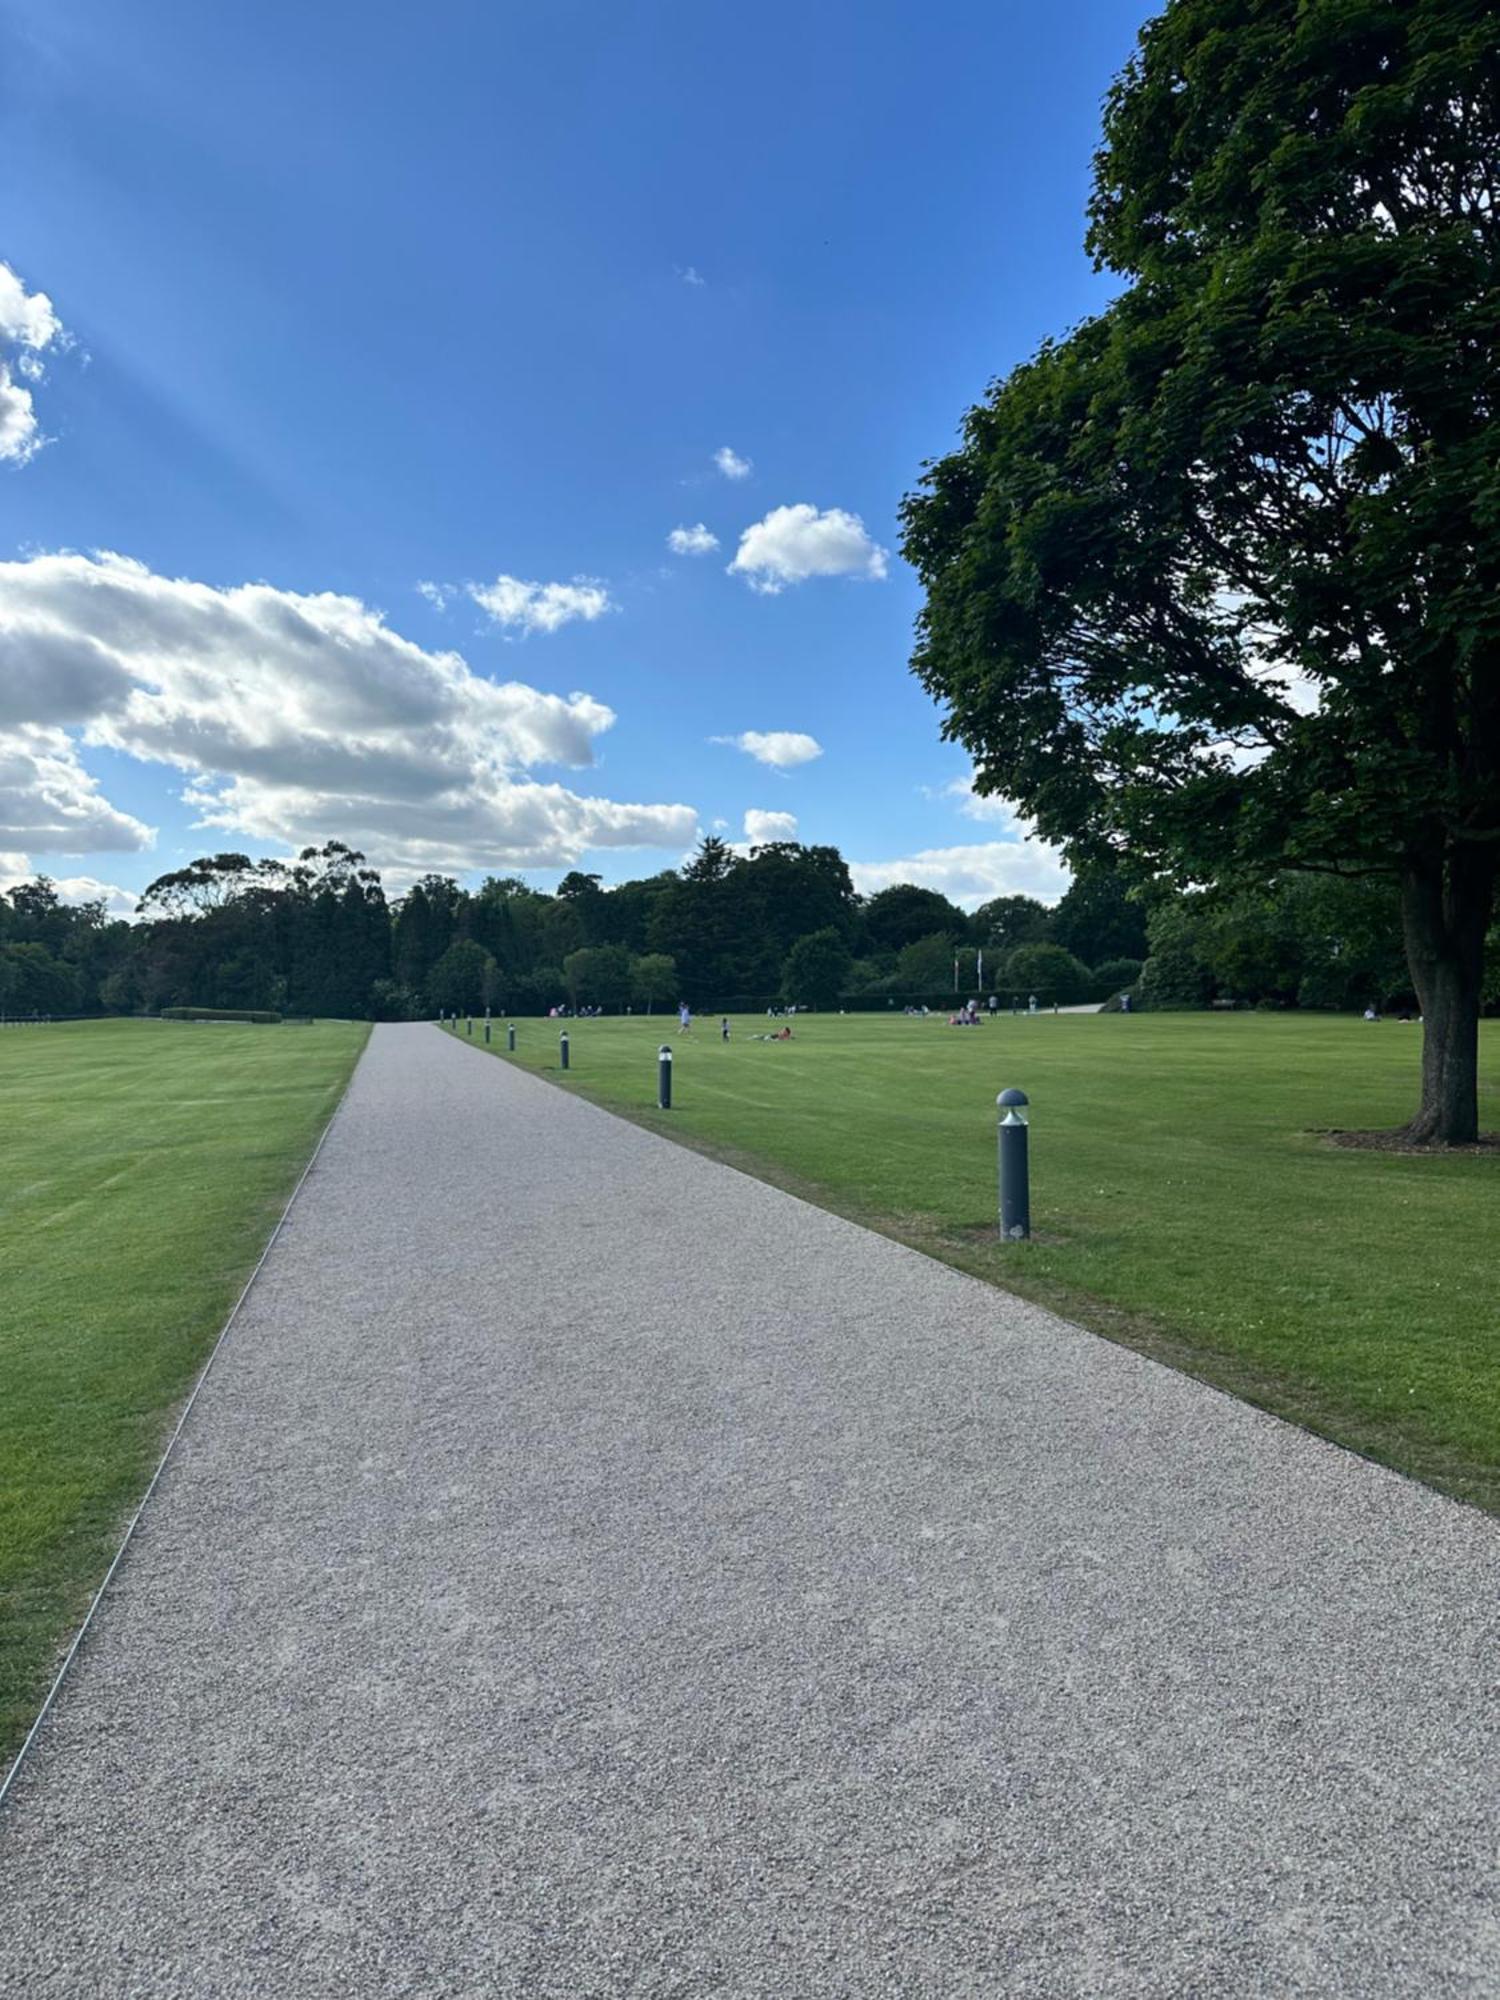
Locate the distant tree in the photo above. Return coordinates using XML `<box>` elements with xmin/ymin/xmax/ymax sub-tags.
<box><xmin>1201</xmin><ymin>892</ymin><xmax>1305</xmax><ymax>1006</ymax></box>
<box><xmin>368</xmin><ymin>979</ymin><xmax>418</xmax><ymax>1021</ymax></box>
<box><xmin>556</xmin><ymin>871</ymin><xmax>607</xmax><ymax>945</ymax></box>
<box><xmin>467</xmin><ymin>875</ymin><xmax>547</xmax><ymax>979</ymax></box>
<box><xmin>393</xmin><ymin>877</ymin><xmax>461</xmax><ymax>992</ymax></box>
<box><xmin>1049</xmin><ymin>867</ymin><xmax>1148</xmax><ymax>967</ymax></box>
<box><xmin>970</xmin><ymin>895</ymin><xmax>1050</xmax><ymax>954</ymax></box>
<box><xmin>511</xmin><ymin>963</ymin><xmax>567</xmax><ymax>1013</ymax></box>
<box><xmin>0</xmin><ymin>941</ymin><xmax>80</xmax><ymax>1014</ymax></box>
<box><xmin>1004</xmin><ymin>941</ymin><xmax>1091</xmax><ymax>1004</ymax></box>
<box><xmin>630</xmin><ymin>952</ymin><xmax>677</xmax><ymax>1014</ymax></box>
<box><xmin>863</xmin><ymin>884</ymin><xmax>970</xmax><ymax>954</ymax></box>
<box><xmin>563</xmin><ymin>943</ymin><xmax>633</xmax><ymax>1009</ymax></box>
<box><xmin>903</xmin><ymin>0</ymin><xmax>1500</xmax><ymax>1139</ymax></box>
<box><xmin>427</xmin><ymin>939</ymin><xmax>497</xmax><ymax>1011</ymax></box>
<box><xmin>647</xmin><ymin>846</ymin><xmax>749</xmax><ymax>997</ymax></box>
<box><xmin>683</xmin><ymin>836</ymin><xmax>735</xmax><ymax>884</ymax></box>
<box><xmin>1284</xmin><ymin>875</ymin><xmax>1409</xmax><ymax>1012</ymax></box>
<box><xmin>1091</xmin><ymin>956</ymin><xmax>1145</xmax><ymax>1001</ymax></box>
<box><xmin>740</xmin><ymin>844</ymin><xmax>858</xmax><ymax>951</ymax></box>
<box><xmin>782</xmin><ymin>928</ymin><xmax>854</xmax><ymax>1008</ymax></box>
<box><xmin>895</xmin><ymin>930</ymin><xmax>961</xmax><ymax>994</ymax></box>
<box><xmin>137</xmin><ymin>854</ymin><xmax>261</xmax><ymax>919</ymax></box>
<box><xmin>537</xmin><ymin>896</ymin><xmax>587</xmax><ymax>968</ymax></box>
<box><xmin>1136</xmin><ymin>904</ymin><xmax>1216</xmax><ymax>1011</ymax></box>
<box><xmin>596</xmin><ymin>873</ymin><xmax>676</xmax><ymax>954</ymax></box>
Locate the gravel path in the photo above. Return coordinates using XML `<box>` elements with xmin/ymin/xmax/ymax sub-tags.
<box><xmin>4</xmin><ymin>1022</ymin><xmax>1499</xmax><ymax>1997</ymax></box>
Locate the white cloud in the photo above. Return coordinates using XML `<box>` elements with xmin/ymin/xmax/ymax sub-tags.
<box><xmin>712</xmin><ymin>729</ymin><xmax>823</xmax><ymax>769</ymax></box>
<box><xmin>0</xmin><ymin>264</ymin><xmax>62</xmax><ymax>352</ymax></box>
<box><xmin>850</xmin><ymin>838</ymin><xmax>1070</xmax><ymax>910</ymax></box>
<box><xmin>0</xmin><ymin>723</ymin><xmax>154</xmax><ymax>854</ymax></box>
<box><xmin>416</xmin><ymin>580</ymin><xmax>453</xmax><ymax>612</ymax></box>
<box><xmin>714</xmin><ymin>446</ymin><xmax>751</xmax><ymax>481</ymax></box>
<box><xmin>0</xmin><ymin>552</ymin><xmax>696</xmax><ymax>877</ymax></box>
<box><xmin>728</xmin><ymin>503</ymin><xmax>887</xmax><ymax>595</ymax></box>
<box><xmin>52</xmin><ymin>875</ymin><xmax>139</xmax><ymax>916</ymax></box>
<box><xmin>0</xmin><ymin>367</ymin><xmax>43</xmax><ymax>465</ymax></box>
<box><xmin>467</xmin><ymin>573</ymin><xmax>613</xmax><ymax>635</ymax></box>
<box><xmin>744</xmin><ymin>809</ymin><xmax>798</xmax><ymax>845</ymax></box>
<box><xmin>0</xmin><ymin>262</ymin><xmax>66</xmax><ymax>465</ymax></box>
<box><xmin>667</xmin><ymin>523</ymin><xmax>719</xmax><ymax>556</ymax></box>
<box><xmin>926</xmin><ymin>771</ymin><xmax>1032</xmax><ymax>829</ymax></box>
<box><xmin>677</xmin><ymin>265</ymin><xmax>707</xmax><ymax>288</ymax></box>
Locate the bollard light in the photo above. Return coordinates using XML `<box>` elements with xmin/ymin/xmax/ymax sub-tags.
<box><xmin>507</xmin><ymin>1021</ymin><xmax>516</xmax><ymax>1052</ymax></box>
<box><xmin>467</xmin><ymin>1014</ymin><xmax>473</xmax><ymax>1036</ymax></box>
<box><xmin>997</xmin><ymin>1086</ymin><xmax>1031</xmax><ymax>1241</ymax></box>
<box><xmin>560</xmin><ymin>1030</ymin><xmax>570</xmax><ymax>1071</ymax></box>
<box><xmin>658</xmin><ymin>1043</ymin><xmax>673</xmax><ymax>1110</ymax></box>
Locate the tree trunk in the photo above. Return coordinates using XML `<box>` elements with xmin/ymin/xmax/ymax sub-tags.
<box><xmin>1399</xmin><ymin>849</ymin><xmax>1495</xmax><ymax>1144</ymax></box>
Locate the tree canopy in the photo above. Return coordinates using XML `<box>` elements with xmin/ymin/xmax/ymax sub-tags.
<box><xmin>901</xmin><ymin>0</ymin><xmax>1500</xmax><ymax>1139</ymax></box>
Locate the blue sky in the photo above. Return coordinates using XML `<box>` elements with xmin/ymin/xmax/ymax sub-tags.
<box><xmin>0</xmin><ymin>0</ymin><xmax>1147</xmax><ymax>913</ymax></box>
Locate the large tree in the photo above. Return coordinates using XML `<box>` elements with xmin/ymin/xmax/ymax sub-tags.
<box><xmin>901</xmin><ymin>0</ymin><xmax>1500</xmax><ymax>1142</ymax></box>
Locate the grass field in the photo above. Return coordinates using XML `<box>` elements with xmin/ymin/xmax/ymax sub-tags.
<box><xmin>0</xmin><ymin>1017</ymin><xmax>366</xmax><ymax>1770</ymax></box>
<box><xmin>456</xmin><ymin>1009</ymin><xmax>1500</xmax><ymax>1513</ymax></box>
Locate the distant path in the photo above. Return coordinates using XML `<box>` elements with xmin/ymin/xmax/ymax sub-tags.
<box><xmin>3</xmin><ymin>1023</ymin><xmax>1498</xmax><ymax>1997</ymax></box>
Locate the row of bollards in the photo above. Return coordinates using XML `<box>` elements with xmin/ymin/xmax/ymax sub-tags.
<box><xmin>556</xmin><ymin>1028</ymin><xmax>673</xmax><ymax>1108</ymax></box>
<box><xmin>445</xmin><ymin>1007</ymin><xmax>1031</xmax><ymax>1242</ymax></box>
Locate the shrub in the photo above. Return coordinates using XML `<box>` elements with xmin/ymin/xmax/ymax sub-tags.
<box><xmin>368</xmin><ymin>980</ymin><xmax>419</xmax><ymax>1021</ymax></box>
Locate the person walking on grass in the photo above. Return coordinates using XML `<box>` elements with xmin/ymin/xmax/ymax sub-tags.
<box><xmin>679</xmin><ymin>1001</ymin><xmax>692</xmax><ymax>1034</ymax></box>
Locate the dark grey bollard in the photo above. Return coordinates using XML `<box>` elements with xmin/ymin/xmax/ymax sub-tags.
<box><xmin>507</xmin><ymin>1021</ymin><xmax>516</xmax><ymax>1052</ymax></box>
<box><xmin>467</xmin><ymin>1014</ymin><xmax>473</xmax><ymax>1036</ymax></box>
<box><xmin>484</xmin><ymin>1014</ymin><xmax>491</xmax><ymax>1044</ymax></box>
<box><xmin>997</xmin><ymin>1087</ymin><xmax>1031</xmax><ymax>1240</ymax></box>
<box><xmin>658</xmin><ymin>1043</ymin><xmax>673</xmax><ymax>1110</ymax></box>
<box><xmin>560</xmin><ymin>1030</ymin><xmax>570</xmax><ymax>1071</ymax></box>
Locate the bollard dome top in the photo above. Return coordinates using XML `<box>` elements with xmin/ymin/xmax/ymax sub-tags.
<box><xmin>997</xmin><ymin>1087</ymin><xmax>1029</xmax><ymax>1107</ymax></box>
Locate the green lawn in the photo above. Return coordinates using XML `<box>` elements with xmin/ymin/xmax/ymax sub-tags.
<box><xmin>0</xmin><ymin>1017</ymin><xmax>366</xmax><ymax>1768</ymax></box>
<box><xmin>457</xmin><ymin>1009</ymin><xmax>1500</xmax><ymax>1512</ymax></box>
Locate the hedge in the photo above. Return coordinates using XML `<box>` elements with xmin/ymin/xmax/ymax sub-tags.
<box><xmin>158</xmin><ymin>1006</ymin><xmax>284</xmax><ymax>1024</ymax></box>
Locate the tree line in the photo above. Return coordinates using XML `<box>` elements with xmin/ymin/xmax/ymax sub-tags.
<box><xmin>1</xmin><ymin>833</ymin><xmax>1443</xmax><ymax>1024</ymax></box>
